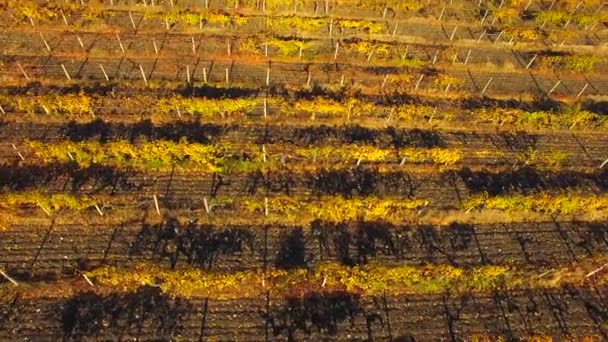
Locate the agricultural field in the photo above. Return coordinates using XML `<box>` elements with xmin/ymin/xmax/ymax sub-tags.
<box><xmin>0</xmin><ymin>0</ymin><xmax>607</xmax><ymax>340</ymax></box>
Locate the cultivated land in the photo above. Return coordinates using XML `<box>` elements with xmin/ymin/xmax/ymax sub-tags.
<box><xmin>0</xmin><ymin>0</ymin><xmax>607</xmax><ymax>340</ymax></box>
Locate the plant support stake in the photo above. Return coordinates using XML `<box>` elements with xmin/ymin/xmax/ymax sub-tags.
<box><xmin>99</xmin><ymin>64</ymin><xmax>109</xmax><ymax>81</ymax></box>
<box><xmin>548</xmin><ymin>80</ymin><xmax>561</xmax><ymax>95</ymax></box>
<box><xmin>525</xmin><ymin>54</ymin><xmax>537</xmax><ymax>69</ymax></box>
<box><xmin>0</xmin><ymin>270</ymin><xmax>18</xmax><ymax>286</ymax></box>
<box><xmin>153</xmin><ymin>194</ymin><xmax>160</xmax><ymax>216</ymax></box>
<box><xmin>17</xmin><ymin>62</ymin><xmax>30</xmax><ymax>80</ymax></box>
<box><xmin>481</xmin><ymin>77</ymin><xmax>493</xmax><ymax>95</ymax></box>
<box><xmin>139</xmin><ymin>65</ymin><xmax>148</xmax><ymax>84</ymax></box>
<box><xmin>61</xmin><ymin>64</ymin><xmax>71</xmax><ymax>80</ymax></box>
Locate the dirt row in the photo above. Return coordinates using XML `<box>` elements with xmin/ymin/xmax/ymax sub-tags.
<box><xmin>5</xmin><ymin>52</ymin><xmax>605</xmax><ymax>100</ymax></box>
<box><xmin>2</xmin><ymin>219</ymin><xmax>607</xmax><ymax>276</ymax></box>
<box><xmin>4</xmin><ymin>3</ymin><xmax>605</xmax><ymax>52</ymax></box>
<box><xmin>4</xmin><ymin>22</ymin><xmax>607</xmax><ymax>74</ymax></box>
<box><xmin>2</xmin><ymin>285</ymin><xmax>608</xmax><ymax>340</ymax></box>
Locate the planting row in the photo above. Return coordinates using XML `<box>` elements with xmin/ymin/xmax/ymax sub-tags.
<box><xmin>1</xmin><ymin>92</ymin><xmax>606</xmax><ymax>130</ymax></box>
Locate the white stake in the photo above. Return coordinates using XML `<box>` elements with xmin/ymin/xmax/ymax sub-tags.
<box><xmin>334</xmin><ymin>41</ymin><xmax>339</xmax><ymax>60</ymax></box>
<box><xmin>481</xmin><ymin>77</ymin><xmax>493</xmax><ymax>95</ymax></box>
<box><xmin>139</xmin><ymin>65</ymin><xmax>148</xmax><ymax>84</ymax></box>
<box><xmin>60</xmin><ymin>9</ymin><xmax>69</xmax><ymax>25</ymax></box>
<box><xmin>449</xmin><ymin>26</ymin><xmax>458</xmax><ymax>41</ymax></box>
<box><xmin>525</xmin><ymin>54</ymin><xmax>537</xmax><ymax>69</ymax></box>
<box><xmin>266</xmin><ymin>67</ymin><xmax>270</xmax><ymax>86</ymax></box>
<box><xmin>186</xmin><ymin>65</ymin><xmax>191</xmax><ymax>83</ymax></box>
<box><xmin>548</xmin><ymin>80</ymin><xmax>561</xmax><ymax>94</ymax></box>
<box><xmin>153</xmin><ymin>194</ymin><xmax>160</xmax><ymax>215</ymax></box>
<box><xmin>414</xmin><ymin>74</ymin><xmax>424</xmax><ymax>91</ymax></box>
<box><xmin>464</xmin><ymin>49</ymin><xmax>472</xmax><ymax>65</ymax></box>
<box><xmin>40</xmin><ymin>32</ymin><xmax>51</xmax><ymax>52</ymax></box>
<box><xmin>153</xmin><ymin>38</ymin><xmax>159</xmax><ymax>55</ymax></box>
<box><xmin>99</xmin><ymin>64</ymin><xmax>109</xmax><ymax>81</ymax></box>
<box><xmin>263</xmin><ymin>98</ymin><xmax>268</xmax><ymax>118</ymax></box>
<box><xmin>191</xmin><ymin>37</ymin><xmax>197</xmax><ymax>55</ymax></box>
<box><xmin>61</xmin><ymin>64</ymin><xmax>71</xmax><ymax>80</ymax></box>
<box><xmin>0</xmin><ymin>270</ymin><xmax>18</xmax><ymax>286</ymax></box>
<box><xmin>203</xmin><ymin>197</ymin><xmax>210</xmax><ymax>213</ymax></box>
<box><xmin>438</xmin><ymin>5</ymin><xmax>446</xmax><ymax>21</ymax></box>
<box><xmin>600</xmin><ymin>158</ymin><xmax>608</xmax><ymax>169</ymax></box>
<box><xmin>203</xmin><ymin>67</ymin><xmax>208</xmax><ymax>83</ymax></box>
<box><xmin>264</xmin><ymin>197</ymin><xmax>269</xmax><ymax>216</ymax></box>
<box><xmin>225</xmin><ymin>68</ymin><xmax>229</xmax><ymax>84</ymax></box>
<box><xmin>477</xmin><ymin>29</ymin><xmax>486</xmax><ymax>43</ymax></box>
<box><xmin>77</xmin><ymin>36</ymin><xmax>85</xmax><ymax>51</ymax></box>
<box><xmin>94</xmin><ymin>204</ymin><xmax>103</xmax><ymax>216</ymax></box>
<box><xmin>0</xmin><ymin>104</ymin><xmax>5</xmax><ymax>114</ymax></box>
<box><xmin>83</xmin><ymin>274</ymin><xmax>94</xmax><ymax>287</ymax></box>
<box><xmin>129</xmin><ymin>11</ymin><xmax>136</xmax><ymax>30</ymax></box>
<box><xmin>17</xmin><ymin>62</ymin><xmax>29</xmax><ymax>80</ymax></box>
<box><xmin>576</xmin><ymin>83</ymin><xmax>589</xmax><ymax>99</ymax></box>
<box><xmin>116</xmin><ymin>34</ymin><xmax>125</xmax><ymax>53</ymax></box>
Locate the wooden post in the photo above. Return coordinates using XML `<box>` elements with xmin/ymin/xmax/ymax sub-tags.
<box><xmin>0</xmin><ymin>104</ymin><xmax>5</xmax><ymax>114</ymax></box>
<box><xmin>381</xmin><ymin>74</ymin><xmax>389</xmax><ymax>89</ymax></box>
<box><xmin>340</xmin><ymin>74</ymin><xmax>345</xmax><ymax>86</ymax></box>
<box><xmin>191</xmin><ymin>37</ymin><xmax>197</xmax><ymax>55</ymax></box>
<box><xmin>61</xmin><ymin>64</ymin><xmax>71</xmax><ymax>80</ymax></box>
<box><xmin>431</xmin><ymin>49</ymin><xmax>439</xmax><ymax>65</ymax></box>
<box><xmin>600</xmin><ymin>158</ymin><xmax>608</xmax><ymax>169</ymax></box>
<box><xmin>481</xmin><ymin>77</ymin><xmax>493</xmax><ymax>95</ymax></box>
<box><xmin>153</xmin><ymin>38</ymin><xmax>159</xmax><ymax>55</ymax></box>
<box><xmin>227</xmin><ymin>39</ymin><xmax>231</xmax><ymax>56</ymax></box>
<box><xmin>203</xmin><ymin>67</ymin><xmax>208</xmax><ymax>83</ymax></box>
<box><xmin>94</xmin><ymin>204</ymin><xmax>103</xmax><ymax>216</ymax></box>
<box><xmin>186</xmin><ymin>65</ymin><xmax>191</xmax><ymax>83</ymax></box>
<box><xmin>306</xmin><ymin>71</ymin><xmax>311</xmax><ymax>87</ymax></box>
<box><xmin>225</xmin><ymin>67</ymin><xmax>229</xmax><ymax>84</ymax></box>
<box><xmin>524</xmin><ymin>0</ymin><xmax>533</xmax><ymax>10</ymax></box>
<box><xmin>392</xmin><ymin>23</ymin><xmax>398</xmax><ymax>37</ymax></box>
<box><xmin>264</xmin><ymin>197</ymin><xmax>269</xmax><ymax>216</ymax></box>
<box><xmin>329</xmin><ymin>18</ymin><xmax>333</xmax><ymax>36</ymax></box>
<box><xmin>17</xmin><ymin>62</ymin><xmax>30</xmax><ymax>80</ymax></box>
<box><xmin>99</xmin><ymin>64</ymin><xmax>109</xmax><ymax>81</ymax></box>
<box><xmin>139</xmin><ymin>65</ymin><xmax>148</xmax><ymax>84</ymax></box>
